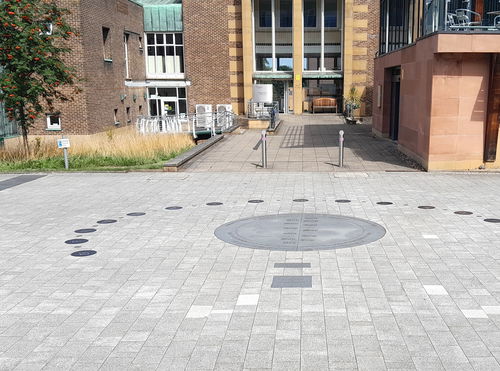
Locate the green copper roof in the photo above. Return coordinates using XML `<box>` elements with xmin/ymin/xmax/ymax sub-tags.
<box><xmin>132</xmin><ymin>0</ymin><xmax>181</xmax><ymax>4</ymax></box>
<box><xmin>131</xmin><ymin>0</ymin><xmax>182</xmax><ymax>32</ymax></box>
<box><xmin>253</xmin><ymin>72</ymin><xmax>293</xmax><ymax>79</ymax></box>
<box><xmin>143</xmin><ymin>4</ymin><xmax>182</xmax><ymax>32</ymax></box>
<box><xmin>303</xmin><ymin>72</ymin><xmax>343</xmax><ymax>79</ymax></box>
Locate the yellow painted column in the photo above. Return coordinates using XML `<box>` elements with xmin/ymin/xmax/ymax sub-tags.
<box><xmin>293</xmin><ymin>0</ymin><xmax>303</xmax><ymax>114</ymax></box>
<box><xmin>242</xmin><ymin>0</ymin><xmax>254</xmax><ymax>114</ymax></box>
<box><xmin>343</xmin><ymin>0</ymin><xmax>353</xmax><ymax>109</ymax></box>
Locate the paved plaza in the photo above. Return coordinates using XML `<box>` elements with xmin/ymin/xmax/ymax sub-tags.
<box><xmin>183</xmin><ymin>115</ymin><xmax>420</xmax><ymax>172</ymax></box>
<box><xmin>1</xmin><ymin>170</ymin><xmax>500</xmax><ymax>370</ymax></box>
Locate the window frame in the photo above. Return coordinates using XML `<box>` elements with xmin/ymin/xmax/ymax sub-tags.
<box><xmin>124</xmin><ymin>33</ymin><xmax>130</xmax><ymax>79</ymax></box>
<box><xmin>145</xmin><ymin>32</ymin><xmax>185</xmax><ymax>78</ymax></box>
<box><xmin>304</xmin><ymin>0</ymin><xmax>342</xmax><ymax>30</ymax></box>
<box><xmin>102</xmin><ymin>26</ymin><xmax>112</xmax><ymax>62</ymax></box>
<box><xmin>147</xmin><ymin>87</ymin><xmax>188</xmax><ymax>117</ymax></box>
<box><xmin>46</xmin><ymin>114</ymin><xmax>61</xmax><ymax>131</ymax></box>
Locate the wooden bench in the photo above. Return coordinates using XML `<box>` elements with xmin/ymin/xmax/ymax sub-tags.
<box><xmin>312</xmin><ymin>98</ymin><xmax>337</xmax><ymax>113</ymax></box>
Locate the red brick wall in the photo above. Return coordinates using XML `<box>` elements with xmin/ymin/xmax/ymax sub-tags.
<box><xmin>183</xmin><ymin>0</ymin><xmax>234</xmax><ymax>113</ymax></box>
<box><xmin>31</xmin><ymin>0</ymin><xmax>146</xmax><ymax>135</ymax></box>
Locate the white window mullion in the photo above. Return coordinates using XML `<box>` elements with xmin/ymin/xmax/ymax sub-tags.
<box><xmin>124</xmin><ymin>34</ymin><xmax>129</xmax><ymax>78</ymax></box>
<box><xmin>320</xmin><ymin>0</ymin><xmax>324</xmax><ymax>71</ymax></box>
<box><xmin>272</xmin><ymin>0</ymin><xmax>276</xmax><ymax>71</ymax></box>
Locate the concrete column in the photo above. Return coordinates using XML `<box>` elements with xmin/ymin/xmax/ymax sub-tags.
<box><xmin>293</xmin><ymin>0</ymin><xmax>303</xmax><ymax>114</ymax></box>
<box><xmin>242</xmin><ymin>0</ymin><xmax>254</xmax><ymax>114</ymax></box>
<box><xmin>343</xmin><ymin>0</ymin><xmax>353</xmax><ymax>110</ymax></box>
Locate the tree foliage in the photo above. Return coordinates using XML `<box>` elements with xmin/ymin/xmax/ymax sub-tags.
<box><xmin>0</xmin><ymin>0</ymin><xmax>78</xmax><ymax>151</ymax></box>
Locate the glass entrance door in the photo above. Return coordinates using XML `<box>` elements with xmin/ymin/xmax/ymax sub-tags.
<box><xmin>161</xmin><ymin>98</ymin><xmax>177</xmax><ymax>116</ymax></box>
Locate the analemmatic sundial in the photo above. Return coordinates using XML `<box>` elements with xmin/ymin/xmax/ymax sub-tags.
<box><xmin>214</xmin><ymin>213</ymin><xmax>386</xmax><ymax>251</ymax></box>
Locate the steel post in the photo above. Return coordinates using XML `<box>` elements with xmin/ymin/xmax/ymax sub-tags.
<box><xmin>339</xmin><ymin>130</ymin><xmax>344</xmax><ymax>168</ymax></box>
<box><xmin>262</xmin><ymin>130</ymin><xmax>268</xmax><ymax>169</ymax></box>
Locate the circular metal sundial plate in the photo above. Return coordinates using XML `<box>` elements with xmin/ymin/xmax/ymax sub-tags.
<box><xmin>71</xmin><ymin>250</ymin><xmax>97</xmax><ymax>257</ymax></box>
<box><xmin>75</xmin><ymin>228</ymin><xmax>97</xmax><ymax>234</ymax></box>
<box><xmin>127</xmin><ymin>212</ymin><xmax>146</xmax><ymax>216</ymax></box>
<box><xmin>97</xmin><ymin>219</ymin><xmax>117</xmax><ymax>224</ymax></box>
<box><xmin>214</xmin><ymin>213</ymin><xmax>386</xmax><ymax>251</ymax></box>
<box><xmin>248</xmin><ymin>200</ymin><xmax>264</xmax><ymax>204</ymax></box>
<box><xmin>485</xmin><ymin>218</ymin><xmax>500</xmax><ymax>223</ymax></box>
<box><xmin>454</xmin><ymin>211</ymin><xmax>473</xmax><ymax>215</ymax></box>
<box><xmin>65</xmin><ymin>238</ymin><xmax>88</xmax><ymax>245</ymax></box>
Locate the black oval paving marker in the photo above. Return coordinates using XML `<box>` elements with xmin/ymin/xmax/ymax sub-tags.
<box><xmin>418</xmin><ymin>206</ymin><xmax>435</xmax><ymax>210</ymax></box>
<box><xmin>454</xmin><ymin>211</ymin><xmax>473</xmax><ymax>215</ymax></box>
<box><xmin>127</xmin><ymin>212</ymin><xmax>146</xmax><ymax>216</ymax></box>
<box><xmin>293</xmin><ymin>199</ymin><xmax>309</xmax><ymax>202</ymax></box>
<box><xmin>97</xmin><ymin>219</ymin><xmax>117</xmax><ymax>224</ymax></box>
<box><xmin>335</xmin><ymin>199</ymin><xmax>351</xmax><ymax>203</ymax></box>
<box><xmin>75</xmin><ymin>228</ymin><xmax>97</xmax><ymax>234</ymax></box>
<box><xmin>377</xmin><ymin>202</ymin><xmax>393</xmax><ymax>205</ymax></box>
<box><xmin>71</xmin><ymin>250</ymin><xmax>97</xmax><ymax>257</ymax></box>
<box><xmin>65</xmin><ymin>238</ymin><xmax>88</xmax><ymax>245</ymax></box>
<box><xmin>166</xmin><ymin>206</ymin><xmax>183</xmax><ymax>210</ymax></box>
<box><xmin>207</xmin><ymin>202</ymin><xmax>223</xmax><ymax>206</ymax></box>
<box><xmin>248</xmin><ymin>200</ymin><xmax>264</xmax><ymax>204</ymax></box>
<box><xmin>484</xmin><ymin>218</ymin><xmax>500</xmax><ymax>223</ymax></box>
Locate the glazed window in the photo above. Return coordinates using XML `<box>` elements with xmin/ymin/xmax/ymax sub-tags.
<box><xmin>102</xmin><ymin>27</ymin><xmax>112</xmax><ymax>61</ymax></box>
<box><xmin>46</xmin><ymin>114</ymin><xmax>61</xmax><ymax>130</ymax></box>
<box><xmin>146</xmin><ymin>33</ymin><xmax>184</xmax><ymax>76</ymax></box>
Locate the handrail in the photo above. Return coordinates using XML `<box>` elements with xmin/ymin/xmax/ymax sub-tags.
<box><xmin>136</xmin><ymin>111</ymin><xmax>238</xmax><ymax>139</ymax></box>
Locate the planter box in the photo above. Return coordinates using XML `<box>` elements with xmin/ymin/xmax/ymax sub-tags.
<box><xmin>345</xmin><ymin>117</ymin><xmax>357</xmax><ymax>125</ymax></box>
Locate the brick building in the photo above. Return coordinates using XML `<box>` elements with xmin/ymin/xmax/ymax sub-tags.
<box><xmin>28</xmin><ymin>0</ymin><xmax>145</xmax><ymax>135</ymax></box>
<box><xmin>1</xmin><ymin>0</ymin><xmax>380</xmax><ymax>136</ymax></box>
<box><xmin>373</xmin><ymin>0</ymin><xmax>500</xmax><ymax>170</ymax></box>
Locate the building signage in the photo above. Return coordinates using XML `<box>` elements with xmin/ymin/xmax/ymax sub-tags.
<box><xmin>57</xmin><ymin>138</ymin><xmax>70</xmax><ymax>149</ymax></box>
<box><xmin>252</xmin><ymin>84</ymin><xmax>273</xmax><ymax>103</ymax></box>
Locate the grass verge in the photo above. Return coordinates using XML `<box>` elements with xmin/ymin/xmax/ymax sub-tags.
<box><xmin>0</xmin><ymin>127</ymin><xmax>195</xmax><ymax>172</ymax></box>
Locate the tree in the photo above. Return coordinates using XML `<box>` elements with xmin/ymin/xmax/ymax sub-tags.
<box><xmin>0</xmin><ymin>0</ymin><xmax>78</xmax><ymax>154</ymax></box>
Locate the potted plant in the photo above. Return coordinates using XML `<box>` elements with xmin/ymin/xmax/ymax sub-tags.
<box><xmin>344</xmin><ymin>87</ymin><xmax>362</xmax><ymax>124</ymax></box>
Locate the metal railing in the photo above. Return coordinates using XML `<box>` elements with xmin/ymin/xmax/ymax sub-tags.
<box><xmin>247</xmin><ymin>101</ymin><xmax>280</xmax><ymax>129</ymax></box>
<box><xmin>424</xmin><ymin>0</ymin><xmax>500</xmax><ymax>34</ymax></box>
<box><xmin>136</xmin><ymin>111</ymin><xmax>238</xmax><ymax>139</ymax></box>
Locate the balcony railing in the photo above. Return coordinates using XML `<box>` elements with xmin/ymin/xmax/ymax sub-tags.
<box><xmin>424</xmin><ymin>0</ymin><xmax>500</xmax><ymax>34</ymax></box>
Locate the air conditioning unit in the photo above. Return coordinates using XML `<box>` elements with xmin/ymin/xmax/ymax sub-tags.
<box><xmin>217</xmin><ymin>104</ymin><xmax>233</xmax><ymax>128</ymax></box>
<box><xmin>217</xmin><ymin>104</ymin><xmax>232</xmax><ymax>114</ymax></box>
<box><xmin>195</xmin><ymin>104</ymin><xmax>213</xmax><ymax>128</ymax></box>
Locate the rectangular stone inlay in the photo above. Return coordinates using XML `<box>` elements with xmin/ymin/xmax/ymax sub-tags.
<box><xmin>274</xmin><ymin>263</ymin><xmax>311</xmax><ymax>268</ymax></box>
<box><xmin>0</xmin><ymin>175</ymin><xmax>45</xmax><ymax>192</ymax></box>
<box><xmin>271</xmin><ymin>276</ymin><xmax>312</xmax><ymax>288</ymax></box>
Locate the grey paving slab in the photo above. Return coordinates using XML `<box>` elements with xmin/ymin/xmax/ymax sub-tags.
<box><xmin>0</xmin><ymin>171</ymin><xmax>499</xmax><ymax>370</ymax></box>
<box><xmin>271</xmin><ymin>276</ymin><xmax>313</xmax><ymax>288</ymax></box>
<box><xmin>182</xmin><ymin>115</ymin><xmax>422</xmax><ymax>172</ymax></box>
<box><xmin>0</xmin><ymin>175</ymin><xmax>45</xmax><ymax>192</ymax></box>
<box><xmin>274</xmin><ymin>263</ymin><xmax>311</xmax><ymax>268</ymax></box>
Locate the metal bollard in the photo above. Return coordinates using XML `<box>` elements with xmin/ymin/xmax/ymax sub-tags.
<box><xmin>339</xmin><ymin>130</ymin><xmax>344</xmax><ymax>168</ymax></box>
<box><xmin>261</xmin><ymin>130</ymin><xmax>268</xmax><ymax>169</ymax></box>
